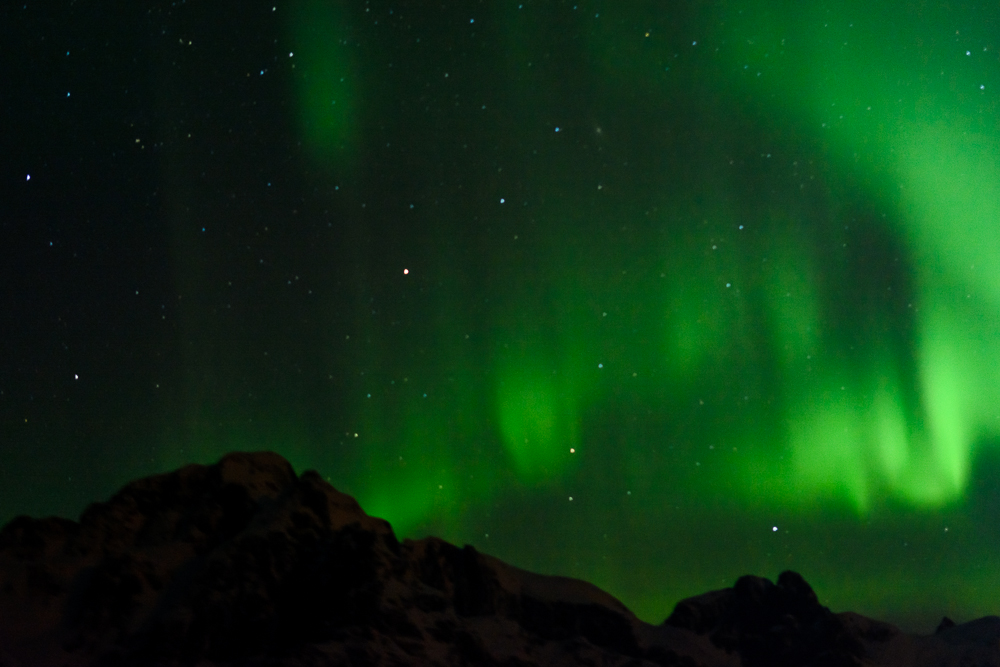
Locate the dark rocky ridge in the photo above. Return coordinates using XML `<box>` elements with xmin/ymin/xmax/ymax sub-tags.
<box><xmin>0</xmin><ymin>451</ymin><xmax>996</xmax><ymax>666</ymax></box>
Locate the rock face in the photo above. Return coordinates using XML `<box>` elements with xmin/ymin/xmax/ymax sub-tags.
<box><xmin>0</xmin><ymin>451</ymin><xmax>997</xmax><ymax>667</ymax></box>
<box><xmin>665</xmin><ymin>571</ymin><xmax>873</xmax><ymax>667</ymax></box>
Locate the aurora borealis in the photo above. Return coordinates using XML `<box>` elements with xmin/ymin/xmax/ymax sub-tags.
<box><xmin>5</xmin><ymin>0</ymin><xmax>1000</xmax><ymax>631</ymax></box>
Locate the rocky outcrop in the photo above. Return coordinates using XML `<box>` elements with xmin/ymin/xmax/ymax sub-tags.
<box><xmin>0</xmin><ymin>451</ymin><xmax>998</xmax><ymax>666</ymax></box>
<box><xmin>662</xmin><ymin>559</ymin><xmax>1000</xmax><ymax>667</ymax></box>
<box><xmin>665</xmin><ymin>571</ymin><xmax>869</xmax><ymax>667</ymax></box>
<box><xmin>0</xmin><ymin>452</ymin><xmax>729</xmax><ymax>666</ymax></box>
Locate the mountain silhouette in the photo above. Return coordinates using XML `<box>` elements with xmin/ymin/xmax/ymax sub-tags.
<box><xmin>1</xmin><ymin>451</ymin><xmax>997</xmax><ymax>666</ymax></box>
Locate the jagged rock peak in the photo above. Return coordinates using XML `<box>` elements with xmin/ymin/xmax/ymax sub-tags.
<box><xmin>2</xmin><ymin>451</ymin><xmax>1000</xmax><ymax>667</ymax></box>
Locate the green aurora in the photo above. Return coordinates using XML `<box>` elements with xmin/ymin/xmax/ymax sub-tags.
<box><xmin>171</xmin><ymin>1</ymin><xmax>1000</xmax><ymax>628</ymax></box>
<box><xmin>7</xmin><ymin>0</ymin><xmax>1000</xmax><ymax>633</ymax></box>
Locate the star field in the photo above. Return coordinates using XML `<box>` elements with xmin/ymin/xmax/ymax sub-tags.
<box><xmin>4</xmin><ymin>0</ymin><xmax>1000</xmax><ymax>632</ymax></box>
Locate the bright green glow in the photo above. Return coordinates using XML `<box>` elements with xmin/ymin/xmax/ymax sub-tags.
<box><xmin>652</xmin><ymin>0</ymin><xmax>1000</xmax><ymax>511</ymax></box>
<box><xmin>870</xmin><ymin>376</ymin><xmax>910</xmax><ymax>489</ymax></box>
<box><xmin>360</xmin><ymin>469</ymin><xmax>455</xmax><ymax>538</ymax></box>
<box><xmin>895</xmin><ymin>122</ymin><xmax>1000</xmax><ymax>500</ymax></box>
<box><xmin>287</xmin><ymin>0</ymin><xmax>356</xmax><ymax>163</ymax></box>
<box><xmin>498</xmin><ymin>370</ymin><xmax>559</xmax><ymax>475</ymax></box>
<box><xmin>897</xmin><ymin>122</ymin><xmax>1000</xmax><ymax>300</ymax></box>
<box><xmin>348</xmin><ymin>372</ymin><xmax>484</xmax><ymax>537</ymax></box>
<box><xmin>496</xmin><ymin>356</ymin><xmax>579</xmax><ymax>481</ymax></box>
<box><xmin>788</xmin><ymin>394</ymin><xmax>870</xmax><ymax>510</ymax></box>
<box><xmin>136</xmin><ymin>1</ymin><xmax>1000</xmax><ymax>633</ymax></box>
<box><xmin>914</xmin><ymin>315</ymin><xmax>969</xmax><ymax>503</ymax></box>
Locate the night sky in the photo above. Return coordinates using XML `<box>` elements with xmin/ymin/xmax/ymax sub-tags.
<box><xmin>5</xmin><ymin>0</ymin><xmax>1000</xmax><ymax>631</ymax></box>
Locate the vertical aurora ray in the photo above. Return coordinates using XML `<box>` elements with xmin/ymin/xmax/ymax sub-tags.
<box><xmin>348</xmin><ymin>330</ymin><xmax>501</xmax><ymax>538</ymax></box>
<box><xmin>496</xmin><ymin>358</ymin><xmax>574</xmax><ymax>481</ymax></box>
<box><xmin>644</xmin><ymin>0</ymin><xmax>1000</xmax><ymax>511</ymax></box>
<box><xmin>15</xmin><ymin>0</ymin><xmax>1000</xmax><ymax>638</ymax></box>
<box><xmin>287</xmin><ymin>0</ymin><xmax>357</xmax><ymax>166</ymax></box>
<box><xmin>896</xmin><ymin>121</ymin><xmax>1000</xmax><ymax>504</ymax></box>
<box><xmin>269</xmin><ymin>1</ymin><xmax>1000</xmax><ymax>626</ymax></box>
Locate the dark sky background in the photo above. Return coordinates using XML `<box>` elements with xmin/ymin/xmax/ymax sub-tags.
<box><xmin>4</xmin><ymin>0</ymin><xmax>1000</xmax><ymax>631</ymax></box>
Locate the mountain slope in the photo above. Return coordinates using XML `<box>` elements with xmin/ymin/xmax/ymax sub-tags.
<box><xmin>0</xmin><ymin>451</ymin><xmax>996</xmax><ymax>666</ymax></box>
